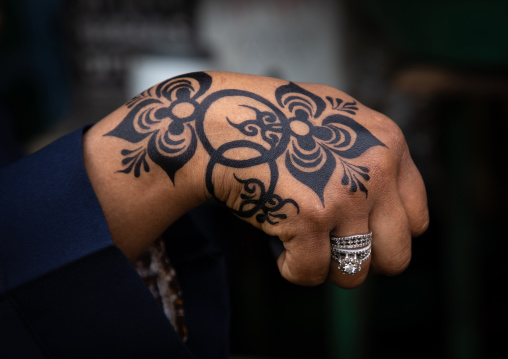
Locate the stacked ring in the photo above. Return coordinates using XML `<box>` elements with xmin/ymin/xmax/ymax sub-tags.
<box><xmin>330</xmin><ymin>232</ymin><xmax>372</xmax><ymax>275</ymax></box>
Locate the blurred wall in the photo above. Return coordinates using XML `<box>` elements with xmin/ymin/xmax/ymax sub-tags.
<box><xmin>197</xmin><ymin>0</ymin><xmax>347</xmax><ymax>89</ymax></box>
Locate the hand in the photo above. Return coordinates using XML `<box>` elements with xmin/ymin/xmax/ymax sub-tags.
<box><xmin>84</xmin><ymin>71</ymin><xmax>428</xmax><ymax>289</ymax></box>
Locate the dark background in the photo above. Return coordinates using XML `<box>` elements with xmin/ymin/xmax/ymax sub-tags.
<box><xmin>1</xmin><ymin>0</ymin><xmax>507</xmax><ymax>358</ymax></box>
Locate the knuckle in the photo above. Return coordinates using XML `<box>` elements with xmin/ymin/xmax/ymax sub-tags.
<box><xmin>386</xmin><ymin>123</ymin><xmax>406</xmax><ymax>150</ymax></box>
<box><xmin>362</xmin><ymin>116</ymin><xmax>408</xmax><ymax>189</ymax></box>
<box><xmin>282</xmin><ymin>249</ymin><xmax>329</xmax><ymax>286</ymax></box>
<box><xmin>412</xmin><ymin>211</ymin><xmax>430</xmax><ymax>237</ymax></box>
<box><xmin>210</xmin><ymin>167</ymin><xmax>238</xmax><ymax>204</ymax></box>
<box><xmin>307</xmin><ymin>203</ymin><xmax>333</xmax><ymax>225</ymax></box>
<box><xmin>294</xmin><ymin>201</ymin><xmax>332</xmax><ymax>230</ymax></box>
<box><xmin>370</xmin><ymin>156</ymin><xmax>394</xmax><ymax>183</ymax></box>
<box><xmin>377</xmin><ymin>248</ymin><xmax>412</xmax><ymax>276</ymax></box>
<box><xmin>365</xmin><ymin>156</ymin><xmax>396</xmax><ymax>194</ymax></box>
<box><xmin>371</xmin><ymin>111</ymin><xmax>407</xmax><ymax>154</ymax></box>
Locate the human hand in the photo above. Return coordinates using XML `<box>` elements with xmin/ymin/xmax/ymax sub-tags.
<box><xmin>86</xmin><ymin>71</ymin><xmax>428</xmax><ymax>289</ymax></box>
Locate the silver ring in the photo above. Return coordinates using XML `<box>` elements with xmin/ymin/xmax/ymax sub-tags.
<box><xmin>330</xmin><ymin>232</ymin><xmax>372</xmax><ymax>275</ymax></box>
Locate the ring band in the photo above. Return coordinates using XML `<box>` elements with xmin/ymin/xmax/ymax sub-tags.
<box><xmin>330</xmin><ymin>232</ymin><xmax>372</xmax><ymax>275</ymax></box>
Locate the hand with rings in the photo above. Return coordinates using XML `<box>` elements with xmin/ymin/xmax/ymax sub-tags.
<box><xmin>85</xmin><ymin>71</ymin><xmax>429</xmax><ymax>289</ymax></box>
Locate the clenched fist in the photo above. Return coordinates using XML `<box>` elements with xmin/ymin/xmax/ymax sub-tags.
<box><xmin>84</xmin><ymin>71</ymin><xmax>429</xmax><ymax>289</ymax></box>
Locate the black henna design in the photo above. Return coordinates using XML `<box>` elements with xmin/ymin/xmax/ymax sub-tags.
<box><xmin>326</xmin><ymin>96</ymin><xmax>359</xmax><ymax>115</ymax></box>
<box><xmin>233</xmin><ymin>175</ymin><xmax>299</xmax><ymax>225</ymax></box>
<box><xmin>119</xmin><ymin>147</ymin><xmax>150</xmax><ymax>177</ymax></box>
<box><xmin>106</xmin><ymin>72</ymin><xmax>386</xmax><ymax>224</ymax></box>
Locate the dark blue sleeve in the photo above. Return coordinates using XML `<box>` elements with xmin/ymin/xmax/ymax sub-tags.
<box><xmin>0</xmin><ymin>127</ymin><xmax>231</xmax><ymax>359</ymax></box>
<box><xmin>0</xmin><ymin>127</ymin><xmax>113</xmax><ymax>293</ymax></box>
<box><xmin>0</xmin><ymin>127</ymin><xmax>196</xmax><ymax>358</ymax></box>
<box><xmin>0</xmin><ymin>246</ymin><xmax>194</xmax><ymax>359</ymax></box>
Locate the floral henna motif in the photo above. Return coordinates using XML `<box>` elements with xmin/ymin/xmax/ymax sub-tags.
<box><xmin>106</xmin><ymin>72</ymin><xmax>386</xmax><ymax>224</ymax></box>
<box><xmin>107</xmin><ymin>72</ymin><xmax>211</xmax><ymax>182</ymax></box>
<box><xmin>275</xmin><ymin>82</ymin><xmax>386</xmax><ymax>201</ymax></box>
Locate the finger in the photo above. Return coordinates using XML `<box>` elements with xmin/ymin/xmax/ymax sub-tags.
<box><xmin>276</xmin><ymin>231</ymin><xmax>330</xmax><ymax>287</ymax></box>
<box><xmin>397</xmin><ymin>149</ymin><xmax>429</xmax><ymax>237</ymax></box>
<box><xmin>327</xmin><ymin>219</ymin><xmax>371</xmax><ymax>289</ymax></box>
<box><xmin>369</xmin><ymin>192</ymin><xmax>412</xmax><ymax>275</ymax></box>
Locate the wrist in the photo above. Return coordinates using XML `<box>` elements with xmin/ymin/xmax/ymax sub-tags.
<box><xmin>83</xmin><ymin>106</ymin><xmax>209</xmax><ymax>260</ymax></box>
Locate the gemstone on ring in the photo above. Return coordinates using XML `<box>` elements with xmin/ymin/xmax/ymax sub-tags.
<box><xmin>330</xmin><ymin>232</ymin><xmax>372</xmax><ymax>275</ymax></box>
<box><xmin>340</xmin><ymin>254</ymin><xmax>361</xmax><ymax>274</ymax></box>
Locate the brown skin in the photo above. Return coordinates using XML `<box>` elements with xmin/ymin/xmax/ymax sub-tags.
<box><xmin>83</xmin><ymin>71</ymin><xmax>429</xmax><ymax>289</ymax></box>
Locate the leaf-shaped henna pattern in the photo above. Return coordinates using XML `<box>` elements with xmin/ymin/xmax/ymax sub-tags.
<box><xmin>326</xmin><ymin>96</ymin><xmax>359</xmax><ymax>115</ymax></box>
<box><xmin>276</xmin><ymin>82</ymin><xmax>326</xmax><ymax>119</ymax></box>
<box><xmin>285</xmin><ymin>145</ymin><xmax>336</xmax><ymax>204</ymax></box>
<box><xmin>322</xmin><ymin>115</ymin><xmax>386</xmax><ymax>159</ymax></box>
<box><xmin>339</xmin><ymin>160</ymin><xmax>371</xmax><ymax>196</ymax></box>
<box><xmin>118</xmin><ymin>147</ymin><xmax>150</xmax><ymax>177</ymax></box>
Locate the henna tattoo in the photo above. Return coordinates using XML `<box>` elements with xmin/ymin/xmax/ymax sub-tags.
<box><xmin>233</xmin><ymin>174</ymin><xmax>299</xmax><ymax>225</ymax></box>
<box><xmin>106</xmin><ymin>72</ymin><xmax>386</xmax><ymax>224</ymax></box>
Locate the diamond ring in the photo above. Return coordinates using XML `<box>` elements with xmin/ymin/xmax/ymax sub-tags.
<box><xmin>330</xmin><ymin>232</ymin><xmax>372</xmax><ymax>275</ymax></box>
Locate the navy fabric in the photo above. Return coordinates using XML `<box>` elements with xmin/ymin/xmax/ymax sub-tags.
<box><xmin>0</xmin><ymin>127</ymin><xmax>230</xmax><ymax>358</ymax></box>
<box><xmin>0</xmin><ymin>247</ymin><xmax>193</xmax><ymax>359</ymax></box>
<box><xmin>0</xmin><ymin>127</ymin><xmax>113</xmax><ymax>293</ymax></box>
